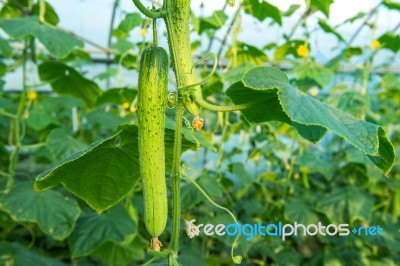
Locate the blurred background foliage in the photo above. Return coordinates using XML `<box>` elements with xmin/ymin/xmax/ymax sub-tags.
<box><xmin>0</xmin><ymin>0</ymin><xmax>399</xmax><ymax>265</ymax></box>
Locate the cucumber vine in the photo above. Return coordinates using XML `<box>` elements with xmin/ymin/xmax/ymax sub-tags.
<box><xmin>132</xmin><ymin>0</ymin><xmax>243</xmax><ymax>264</ymax></box>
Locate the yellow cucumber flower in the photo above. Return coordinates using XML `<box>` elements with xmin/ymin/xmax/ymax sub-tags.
<box><xmin>27</xmin><ymin>91</ymin><xmax>38</xmax><ymax>100</ymax></box>
<box><xmin>140</xmin><ymin>28</ymin><xmax>147</xmax><ymax>37</ymax></box>
<box><xmin>122</xmin><ymin>102</ymin><xmax>130</xmax><ymax>110</ymax></box>
<box><xmin>370</xmin><ymin>40</ymin><xmax>381</xmax><ymax>49</ymax></box>
<box><xmin>297</xmin><ymin>44</ymin><xmax>309</xmax><ymax>58</ymax></box>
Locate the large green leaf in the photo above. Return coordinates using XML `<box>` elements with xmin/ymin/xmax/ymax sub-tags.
<box><xmin>310</xmin><ymin>0</ymin><xmax>334</xmax><ymax>17</ymax></box>
<box><xmin>192</xmin><ymin>10</ymin><xmax>228</xmax><ymax>34</ymax></box>
<box><xmin>226</xmin><ymin>67</ymin><xmax>395</xmax><ymax>175</ymax></box>
<box><xmin>383</xmin><ymin>0</ymin><xmax>400</xmax><ymax>11</ymax></box>
<box><xmin>378</xmin><ymin>32</ymin><xmax>400</xmax><ymax>53</ymax></box>
<box><xmin>113</xmin><ymin>12</ymin><xmax>142</xmax><ymax>39</ymax></box>
<box><xmin>26</xmin><ymin>109</ymin><xmax>60</xmax><ymax>131</ymax></box>
<box><xmin>35</xmin><ymin>125</ymin><xmax>197</xmax><ymax>213</ymax></box>
<box><xmin>294</xmin><ymin>61</ymin><xmax>334</xmax><ymax>88</ymax></box>
<box><xmin>297</xmin><ymin>150</ymin><xmax>334</xmax><ymax>180</ymax></box>
<box><xmin>275</xmin><ymin>249</ymin><xmax>302</xmax><ymax>266</ymax></box>
<box><xmin>47</xmin><ymin>128</ymin><xmax>87</xmax><ymax>160</ymax></box>
<box><xmin>0</xmin><ymin>242</ymin><xmax>66</xmax><ymax>266</ymax></box>
<box><xmin>222</xmin><ymin>62</ymin><xmax>255</xmax><ymax>83</ymax></box>
<box><xmin>110</xmin><ymin>39</ymin><xmax>135</xmax><ymax>54</ymax></box>
<box><xmin>243</xmin><ymin>0</ymin><xmax>282</xmax><ymax>25</ymax></box>
<box><xmin>315</xmin><ymin>187</ymin><xmax>375</xmax><ymax>224</ymax></box>
<box><xmin>283</xmin><ymin>4</ymin><xmax>301</xmax><ymax>16</ymax></box>
<box><xmin>0</xmin><ymin>16</ymin><xmax>83</xmax><ymax>58</ymax></box>
<box><xmin>38</xmin><ymin>62</ymin><xmax>102</xmax><ymax>108</ymax></box>
<box><xmin>226</xmin><ymin>42</ymin><xmax>268</xmax><ymax>67</ymax></box>
<box><xmin>96</xmin><ymin>87</ymin><xmax>137</xmax><ymax>106</ymax></box>
<box><xmin>226</xmin><ymin>77</ymin><xmax>327</xmax><ymax>143</ymax></box>
<box><xmin>0</xmin><ymin>181</ymin><xmax>81</xmax><ymax>241</ymax></box>
<box><xmin>318</xmin><ymin>19</ymin><xmax>344</xmax><ymax>42</ymax></box>
<box><xmin>381</xmin><ymin>73</ymin><xmax>400</xmax><ymax>91</ymax></box>
<box><xmin>85</xmin><ymin>109</ymin><xmax>126</xmax><ymax>132</ymax></box>
<box><xmin>91</xmin><ymin>241</ymin><xmax>145</xmax><ymax>266</ymax></box>
<box><xmin>285</xmin><ymin>200</ymin><xmax>319</xmax><ymax>225</ymax></box>
<box><xmin>0</xmin><ymin>36</ymin><xmax>12</xmax><ymax>58</ymax></box>
<box><xmin>33</xmin><ymin>1</ymin><xmax>60</xmax><ymax>26</ymax></box>
<box><xmin>68</xmin><ymin>205</ymin><xmax>136</xmax><ymax>258</ymax></box>
<box><xmin>274</xmin><ymin>40</ymin><xmax>306</xmax><ymax>61</ymax></box>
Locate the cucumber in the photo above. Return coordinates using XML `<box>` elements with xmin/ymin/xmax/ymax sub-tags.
<box><xmin>137</xmin><ymin>46</ymin><xmax>168</xmax><ymax>241</ymax></box>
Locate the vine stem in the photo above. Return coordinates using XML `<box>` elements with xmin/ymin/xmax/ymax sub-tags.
<box><xmin>170</xmin><ymin>100</ymin><xmax>183</xmax><ymax>253</ymax></box>
<box><xmin>163</xmin><ymin>0</ymin><xmax>197</xmax><ymax>259</ymax></box>
<box><xmin>136</xmin><ymin>0</ymin><xmax>245</xmax><ymax>262</ymax></box>
<box><xmin>131</xmin><ymin>0</ymin><xmax>164</xmax><ymax>18</ymax></box>
<box><xmin>347</xmin><ymin>2</ymin><xmax>382</xmax><ymax>46</ymax></box>
<box><xmin>206</xmin><ymin>2</ymin><xmax>228</xmax><ymax>51</ymax></box>
<box><xmin>217</xmin><ymin>5</ymin><xmax>241</xmax><ymax>59</ymax></box>
<box><xmin>152</xmin><ymin>19</ymin><xmax>158</xmax><ymax>46</ymax></box>
<box><xmin>181</xmin><ymin>171</ymin><xmax>242</xmax><ymax>264</ymax></box>
<box><xmin>178</xmin><ymin>53</ymin><xmax>217</xmax><ymax>90</ymax></box>
<box><xmin>106</xmin><ymin>0</ymin><xmax>120</xmax><ymax>89</ymax></box>
<box><xmin>286</xmin><ymin>7</ymin><xmax>311</xmax><ymax>40</ymax></box>
<box><xmin>7</xmin><ymin>40</ymin><xmax>28</xmax><ymax>191</ymax></box>
<box><xmin>38</xmin><ymin>0</ymin><xmax>46</xmax><ymax>22</ymax></box>
<box><xmin>0</xmin><ymin>110</ymin><xmax>17</xmax><ymax>119</ymax></box>
<box><xmin>194</xmin><ymin>96</ymin><xmax>253</xmax><ymax>112</ymax></box>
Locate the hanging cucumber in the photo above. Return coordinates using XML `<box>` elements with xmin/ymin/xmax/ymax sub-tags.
<box><xmin>137</xmin><ymin>45</ymin><xmax>169</xmax><ymax>250</ymax></box>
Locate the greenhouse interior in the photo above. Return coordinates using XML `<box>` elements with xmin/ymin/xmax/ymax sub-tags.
<box><xmin>0</xmin><ymin>0</ymin><xmax>399</xmax><ymax>265</ymax></box>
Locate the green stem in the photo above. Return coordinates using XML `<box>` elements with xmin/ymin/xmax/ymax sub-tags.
<box><xmin>106</xmin><ymin>0</ymin><xmax>120</xmax><ymax>89</ymax></box>
<box><xmin>206</xmin><ymin>2</ymin><xmax>228</xmax><ymax>51</ymax></box>
<box><xmin>0</xmin><ymin>170</ymin><xmax>10</xmax><ymax>177</ymax></box>
<box><xmin>170</xmin><ymin>100</ymin><xmax>183</xmax><ymax>254</ymax></box>
<box><xmin>38</xmin><ymin>0</ymin><xmax>46</xmax><ymax>22</ymax></box>
<box><xmin>132</xmin><ymin>0</ymin><xmax>164</xmax><ymax>18</ymax></box>
<box><xmin>142</xmin><ymin>256</ymin><xmax>160</xmax><ymax>266</ymax></box>
<box><xmin>286</xmin><ymin>7</ymin><xmax>311</xmax><ymax>41</ymax></box>
<box><xmin>21</xmin><ymin>142</ymin><xmax>46</xmax><ymax>149</ymax></box>
<box><xmin>194</xmin><ymin>96</ymin><xmax>254</xmax><ymax>112</ymax></box>
<box><xmin>347</xmin><ymin>2</ymin><xmax>381</xmax><ymax>45</ymax></box>
<box><xmin>182</xmin><ymin>172</ymin><xmax>242</xmax><ymax>264</ymax></box>
<box><xmin>7</xmin><ymin>42</ymin><xmax>28</xmax><ymax>190</ymax></box>
<box><xmin>164</xmin><ymin>0</ymin><xmax>199</xmax><ymax>88</ymax></box>
<box><xmin>0</xmin><ymin>110</ymin><xmax>17</xmax><ymax>119</ymax></box>
<box><xmin>152</xmin><ymin>19</ymin><xmax>158</xmax><ymax>46</ymax></box>
<box><xmin>179</xmin><ymin>53</ymin><xmax>217</xmax><ymax>90</ymax></box>
<box><xmin>215</xmin><ymin>112</ymin><xmax>229</xmax><ymax>168</ymax></box>
<box><xmin>163</xmin><ymin>0</ymin><xmax>195</xmax><ymax>257</ymax></box>
<box><xmin>392</xmin><ymin>189</ymin><xmax>399</xmax><ymax>223</ymax></box>
<box><xmin>217</xmin><ymin>5</ymin><xmax>241</xmax><ymax>59</ymax></box>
